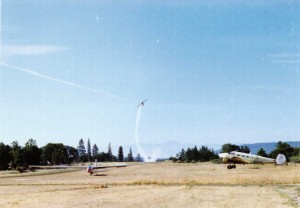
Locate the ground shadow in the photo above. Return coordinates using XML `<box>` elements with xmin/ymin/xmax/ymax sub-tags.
<box><xmin>94</xmin><ymin>174</ymin><xmax>107</xmax><ymax>176</ymax></box>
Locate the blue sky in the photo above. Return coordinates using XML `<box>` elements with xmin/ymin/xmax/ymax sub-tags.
<box><xmin>0</xmin><ymin>0</ymin><xmax>299</xmax><ymax>151</ymax></box>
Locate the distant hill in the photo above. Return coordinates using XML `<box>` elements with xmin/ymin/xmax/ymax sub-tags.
<box><xmin>240</xmin><ymin>141</ymin><xmax>300</xmax><ymax>154</ymax></box>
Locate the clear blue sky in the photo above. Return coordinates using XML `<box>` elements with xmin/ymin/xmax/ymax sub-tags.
<box><xmin>0</xmin><ymin>0</ymin><xmax>299</xmax><ymax>151</ymax></box>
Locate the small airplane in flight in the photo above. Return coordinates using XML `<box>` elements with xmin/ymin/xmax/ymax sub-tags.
<box><xmin>29</xmin><ymin>160</ymin><xmax>127</xmax><ymax>176</ymax></box>
<box><xmin>137</xmin><ymin>99</ymin><xmax>148</xmax><ymax>108</ymax></box>
<box><xmin>218</xmin><ymin>151</ymin><xmax>286</xmax><ymax>169</ymax></box>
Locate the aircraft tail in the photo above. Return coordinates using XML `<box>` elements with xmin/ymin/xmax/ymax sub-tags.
<box><xmin>276</xmin><ymin>154</ymin><xmax>286</xmax><ymax>165</ymax></box>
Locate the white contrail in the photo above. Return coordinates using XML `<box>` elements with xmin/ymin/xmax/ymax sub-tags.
<box><xmin>0</xmin><ymin>62</ymin><xmax>125</xmax><ymax>100</ymax></box>
<box><xmin>0</xmin><ymin>1</ymin><xmax>125</xmax><ymax>101</ymax></box>
<box><xmin>135</xmin><ymin>106</ymin><xmax>147</xmax><ymax>161</ymax></box>
<box><xmin>135</xmin><ymin>105</ymin><xmax>157</xmax><ymax>162</ymax></box>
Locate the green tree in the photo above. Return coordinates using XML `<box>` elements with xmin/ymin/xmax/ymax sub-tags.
<box><xmin>175</xmin><ymin>146</ymin><xmax>218</xmax><ymax>163</ymax></box>
<box><xmin>185</xmin><ymin>148</ymin><xmax>192</xmax><ymax>162</ymax></box>
<box><xmin>198</xmin><ymin>146</ymin><xmax>217</xmax><ymax>161</ymax></box>
<box><xmin>191</xmin><ymin>146</ymin><xmax>199</xmax><ymax>162</ymax></box>
<box><xmin>178</xmin><ymin>149</ymin><xmax>186</xmax><ymax>161</ymax></box>
<box><xmin>23</xmin><ymin>139</ymin><xmax>41</xmax><ymax>167</ymax></box>
<box><xmin>0</xmin><ymin>142</ymin><xmax>11</xmax><ymax>170</ymax></box>
<box><xmin>92</xmin><ymin>144</ymin><xmax>99</xmax><ymax>158</ymax></box>
<box><xmin>41</xmin><ymin>143</ymin><xmax>68</xmax><ymax>165</ymax></box>
<box><xmin>256</xmin><ymin>148</ymin><xmax>268</xmax><ymax>157</ymax></box>
<box><xmin>118</xmin><ymin>146</ymin><xmax>124</xmax><ymax>162</ymax></box>
<box><xmin>239</xmin><ymin>146</ymin><xmax>250</xmax><ymax>154</ymax></box>
<box><xmin>220</xmin><ymin>143</ymin><xmax>240</xmax><ymax>153</ymax></box>
<box><xmin>290</xmin><ymin>147</ymin><xmax>300</xmax><ymax>163</ymax></box>
<box><xmin>94</xmin><ymin>152</ymin><xmax>108</xmax><ymax>162</ymax></box>
<box><xmin>10</xmin><ymin>141</ymin><xmax>25</xmax><ymax>171</ymax></box>
<box><xmin>107</xmin><ymin>143</ymin><xmax>113</xmax><ymax>162</ymax></box>
<box><xmin>77</xmin><ymin>138</ymin><xmax>86</xmax><ymax>159</ymax></box>
<box><xmin>65</xmin><ymin>146</ymin><xmax>78</xmax><ymax>163</ymax></box>
<box><xmin>268</xmin><ymin>141</ymin><xmax>295</xmax><ymax>161</ymax></box>
<box><xmin>87</xmin><ymin>138</ymin><xmax>92</xmax><ymax>161</ymax></box>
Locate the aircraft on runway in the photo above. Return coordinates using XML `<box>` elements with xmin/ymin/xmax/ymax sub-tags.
<box><xmin>137</xmin><ymin>99</ymin><xmax>148</xmax><ymax>108</ymax></box>
<box><xmin>85</xmin><ymin>160</ymin><xmax>127</xmax><ymax>176</ymax></box>
<box><xmin>218</xmin><ymin>151</ymin><xmax>286</xmax><ymax>169</ymax></box>
<box><xmin>29</xmin><ymin>160</ymin><xmax>127</xmax><ymax>176</ymax></box>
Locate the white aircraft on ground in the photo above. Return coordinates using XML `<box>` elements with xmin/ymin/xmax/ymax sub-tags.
<box><xmin>218</xmin><ymin>151</ymin><xmax>286</xmax><ymax>169</ymax></box>
<box><xmin>85</xmin><ymin>160</ymin><xmax>127</xmax><ymax>176</ymax></box>
<box><xmin>29</xmin><ymin>160</ymin><xmax>127</xmax><ymax>176</ymax></box>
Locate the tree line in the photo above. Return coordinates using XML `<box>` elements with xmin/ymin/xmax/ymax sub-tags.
<box><xmin>170</xmin><ymin>141</ymin><xmax>300</xmax><ymax>163</ymax></box>
<box><xmin>0</xmin><ymin>138</ymin><xmax>140</xmax><ymax>171</ymax></box>
<box><xmin>76</xmin><ymin>138</ymin><xmax>141</xmax><ymax>163</ymax></box>
<box><xmin>1</xmin><ymin>139</ymin><xmax>299</xmax><ymax>171</ymax></box>
<box><xmin>170</xmin><ymin>146</ymin><xmax>219</xmax><ymax>162</ymax></box>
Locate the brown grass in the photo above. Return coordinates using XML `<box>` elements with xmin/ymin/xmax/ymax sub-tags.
<box><xmin>0</xmin><ymin>162</ymin><xmax>299</xmax><ymax>207</ymax></box>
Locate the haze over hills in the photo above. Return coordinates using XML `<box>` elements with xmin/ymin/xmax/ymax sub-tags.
<box><xmin>240</xmin><ymin>141</ymin><xmax>300</xmax><ymax>154</ymax></box>
<box><xmin>113</xmin><ymin>141</ymin><xmax>300</xmax><ymax>159</ymax></box>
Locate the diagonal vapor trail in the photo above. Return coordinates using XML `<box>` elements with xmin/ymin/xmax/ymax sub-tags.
<box><xmin>0</xmin><ymin>62</ymin><xmax>126</xmax><ymax>101</ymax></box>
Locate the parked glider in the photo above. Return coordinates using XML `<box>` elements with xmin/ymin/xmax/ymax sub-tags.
<box><xmin>29</xmin><ymin>160</ymin><xmax>127</xmax><ymax>176</ymax></box>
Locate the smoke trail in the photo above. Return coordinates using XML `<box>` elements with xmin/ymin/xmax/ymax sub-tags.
<box><xmin>135</xmin><ymin>106</ymin><xmax>147</xmax><ymax>161</ymax></box>
<box><xmin>135</xmin><ymin>105</ymin><xmax>157</xmax><ymax>162</ymax></box>
<box><xmin>0</xmin><ymin>62</ymin><xmax>126</xmax><ymax>101</ymax></box>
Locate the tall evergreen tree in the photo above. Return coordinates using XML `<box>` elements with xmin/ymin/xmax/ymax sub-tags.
<box><xmin>107</xmin><ymin>143</ymin><xmax>113</xmax><ymax>161</ymax></box>
<box><xmin>191</xmin><ymin>146</ymin><xmax>199</xmax><ymax>161</ymax></box>
<box><xmin>87</xmin><ymin>138</ymin><xmax>91</xmax><ymax>161</ymax></box>
<box><xmin>178</xmin><ymin>149</ymin><xmax>186</xmax><ymax>161</ymax></box>
<box><xmin>118</xmin><ymin>146</ymin><xmax>124</xmax><ymax>162</ymax></box>
<box><xmin>185</xmin><ymin>147</ymin><xmax>192</xmax><ymax>162</ymax></box>
<box><xmin>92</xmin><ymin>144</ymin><xmax>99</xmax><ymax>157</ymax></box>
<box><xmin>77</xmin><ymin>138</ymin><xmax>86</xmax><ymax>157</ymax></box>
<box><xmin>127</xmin><ymin>147</ymin><xmax>134</xmax><ymax>162</ymax></box>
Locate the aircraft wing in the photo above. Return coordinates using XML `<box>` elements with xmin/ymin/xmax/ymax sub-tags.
<box><xmin>29</xmin><ymin>164</ymin><xmax>127</xmax><ymax>170</ymax></box>
<box><xmin>28</xmin><ymin>165</ymin><xmax>85</xmax><ymax>170</ymax></box>
<box><xmin>93</xmin><ymin>164</ymin><xmax>127</xmax><ymax>169</ymax></box>
<box><xmin>137</xmin><ymin>99</ymin><xmax>148</xmax><ymax>108</ymax></box>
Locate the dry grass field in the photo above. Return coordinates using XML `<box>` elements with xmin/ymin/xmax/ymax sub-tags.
<box><xmin>0</xmin><ymin>162</ymin><xmax>299</xmax><ymax>207</ymax></box>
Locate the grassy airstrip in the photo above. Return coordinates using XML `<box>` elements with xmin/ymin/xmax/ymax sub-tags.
<box><xmin>0</xmin><ymin>162</ymin><xmax>299</xmax><ymax>207</ymax></box>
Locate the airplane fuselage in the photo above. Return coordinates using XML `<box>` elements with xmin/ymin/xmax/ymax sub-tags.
<box><xmin>218</xmin><ymin>151</ymin><xmax>275</xmax><ymax>165</ymax></box>
<box><xmin>137</xmin><ymin>99</ymin><xmax>148</xmax><ymax>108</ymax></box>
